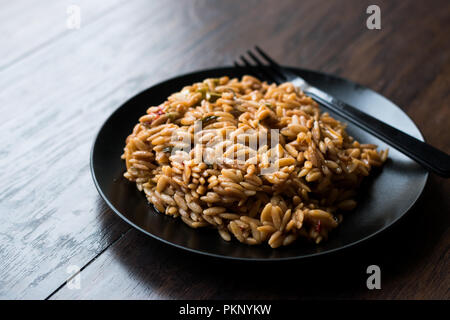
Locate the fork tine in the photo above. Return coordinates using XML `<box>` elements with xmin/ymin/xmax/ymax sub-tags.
<box><xmin>240</xmin><ymin>55</ymin><xmax>252</xmax><ymax>67</ymax></box>
<box><xmin>254</xmin><ymin>46</ymin><xmax>287</xmax><ymax>80</ymax></box>
<box><xmin>234</xmin><ymin>60</ymin><xmax>250</xmax><ymax>77</ymax></box>
<box><xmin>235</xmin><ymin>59</ymin><xmax>257</xmax><ymax>79</ymax></box>
<box><xmin>255</xmin><ymin>46</ymin><xmax>280</xmax><ymax>67</ymax></box>
<box><xmin>246</xmin><ymin>50</ymin><xmax>283</xmax><ymax>84</ymax></box>
<box><xmin>237</xmin><ymin>55</ymin><xmax>269</xmax><ymax>82</ymax></box>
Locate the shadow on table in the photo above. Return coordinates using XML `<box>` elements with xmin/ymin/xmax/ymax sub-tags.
<box><xmin>98</xmin><ymin>174</ymin><xmax>448</xmax><ymax>299</ymax></box>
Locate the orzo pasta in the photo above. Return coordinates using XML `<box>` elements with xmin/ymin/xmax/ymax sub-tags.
<box><xmin>122</xmin><ymin>75</ymin><xmax>388</xmax><ymax>248</ymax></box>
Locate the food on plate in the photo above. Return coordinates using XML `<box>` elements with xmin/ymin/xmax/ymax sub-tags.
<box><xmin>122</xmin><ymin>75</ymin><xmax>388</xmax><ymax>247</ymax></box>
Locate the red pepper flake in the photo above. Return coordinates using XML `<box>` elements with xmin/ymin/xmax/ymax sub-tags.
<box><xmin>150</xmin><ymin>106</ymin><xmax>165</xmax><ymax>120</ymax></box>
<box><xmin>315</xmin><ymin>220</ymin><xmax>322</xmax><ymax>233</ymax></box>
<box><xmin>151</xmin><ymin>106</ymin><xmax>165</xmax><ymax>116</ymax></box>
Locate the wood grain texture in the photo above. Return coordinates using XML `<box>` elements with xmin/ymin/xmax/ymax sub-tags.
<box><xmin>0</xmin><ymin>0</ymin><xmax>125</xmax><ymax>70</ymax></box>
<box><xmin>0</xmin><ymin>0</ymin><xmax>448</xmax><ymax>299</ymax></box>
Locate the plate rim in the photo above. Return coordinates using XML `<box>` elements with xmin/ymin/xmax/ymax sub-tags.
<box><xmin>90</xmin><ymin>66</ymin><xmax>429</xmax><ymax>261</ymax></box>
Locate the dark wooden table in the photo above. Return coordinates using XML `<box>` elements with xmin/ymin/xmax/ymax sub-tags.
<box><xmin>1</xmin><ymin>0</ymin><xmax>448</xmax><ymax>300</ymax></box>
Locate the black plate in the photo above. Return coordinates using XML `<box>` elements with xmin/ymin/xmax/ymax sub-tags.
<box><xmin>91</xmin><ymin>66</ymin><xmax>428</xmax><ymax>261</ymax></box>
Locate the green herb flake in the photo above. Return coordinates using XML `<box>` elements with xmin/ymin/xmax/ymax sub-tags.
<box><xmin>206</xmin><ymin>92</ymin><xmax>221</xmax><ymax>102</ymax></box>
<box><xmin>196</xmin><ymin>88</ymin><xmax>208</xmax><ymax>99</ymax></box>
<box><xmin>167</xmin><ymin>112</ymin><xmax>179</xmax><ymax>121</ymax></box>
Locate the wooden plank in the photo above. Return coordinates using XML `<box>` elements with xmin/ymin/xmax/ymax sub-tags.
<box><xmin>0</xmin><ymin>0</ymin><xmax>124</xmax><ymax>70</ymax></box>
<box><xmin>1</xmin><ymin>0</ymin><xmax>449</xmax><ymax>299</ymax></box>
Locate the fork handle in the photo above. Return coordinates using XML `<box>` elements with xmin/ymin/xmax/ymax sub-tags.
<box><xmin>305</xmin><ymin>87</ymin><xmax>450</xmax><ymax>178</ymax></box>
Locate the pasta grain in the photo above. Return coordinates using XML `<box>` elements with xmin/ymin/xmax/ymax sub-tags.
<box><xmin>122</xmin><ymin>76</ymin><xmax>387</xmax><ymax>247</ymax></box>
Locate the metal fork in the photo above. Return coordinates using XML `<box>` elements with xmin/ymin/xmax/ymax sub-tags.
<box><xmin>234</xmin><ymin>46</ymin><xmax>450</xmax><ymax>178</ymax></box>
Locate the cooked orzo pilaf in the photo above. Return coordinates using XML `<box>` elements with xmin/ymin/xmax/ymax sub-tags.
<box><xmin>122</xmin><ymin>75</ymin><xmax>388</xmax><ymax>248</ymax></box>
